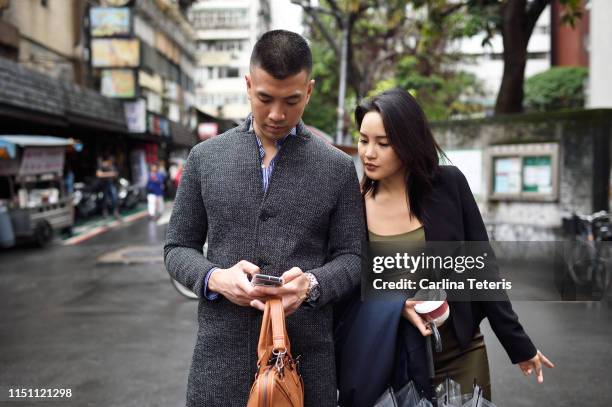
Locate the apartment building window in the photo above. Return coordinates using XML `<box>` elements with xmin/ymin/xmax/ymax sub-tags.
<box><xmin>191</xmin><ymin>9</ymin><xmax>249</xmax><ymax>29</ymax></box>
<box><xmin>200</xmin><ymin>40</ymin><xmax>247</xmax><ymax>52</ymax></box>
<box><xmin>218</xmin><ymin>67</ymin><xmax>240</xmax><ymax>78</ymax></box>
<box><xmin>199</xmin><ymin>93</ymin><xmax>248</xmax><ymax>106</ymax></box>
<box><xmin>197</xmin><ymin>66</ymin><xmax>240</xmax><ymax>80</ymax></box>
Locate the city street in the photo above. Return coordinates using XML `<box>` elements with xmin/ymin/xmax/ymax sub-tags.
<box><xmin>0</xmin><ymin>212</ymin><xmax>196</xmax><ymax>407</ymax></box>
<box><xmin>1</xmin><ymin>212</ymin><xmax>612</xmax><ymax>406</ymax></box>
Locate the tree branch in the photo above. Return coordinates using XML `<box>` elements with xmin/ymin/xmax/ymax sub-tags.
<box><xmin>323</xmin><ymin>0</ymin><xmax>345</xmax><ymax>29</ymax></box>
<box><xmin>525</xmin><ymin>0</ymin><xmax>550</xmax><ymax>37</ymax></box>
<box><xmin>440</xmin><ymin>1</ymin><xmax>469</xmax><ymax>18</ymax></box>
<box><xmin>301</xmin><ymin>8</ymin><xmax>341</xmax><ymax>55</ymax></box>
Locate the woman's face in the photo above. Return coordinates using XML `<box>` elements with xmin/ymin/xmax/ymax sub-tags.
<box><xmin>358</xmin><ymin>111</ymin><xmax>404</xmax><ymax>181</ymax></box>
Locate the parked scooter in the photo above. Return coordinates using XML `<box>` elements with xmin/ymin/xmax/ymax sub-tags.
<box><xmin>73</xmin><ymin>177</ymin><xmax>144</xmax><ymax>221</ymax></box>
<box><xmin>73</xmin><ymin>180</ymin><xmax>104</xmax><ymax>221</ymax></box>
<box><xmin>118</xmin><ymin>178</ymin><xmax>142</xmax><ymax>211</ymax></box>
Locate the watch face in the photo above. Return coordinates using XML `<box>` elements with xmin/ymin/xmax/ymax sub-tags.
<box><xmin>309</xmin><ymin>284</ymin><xmax>321</xmax><ymax>301</ymax></box>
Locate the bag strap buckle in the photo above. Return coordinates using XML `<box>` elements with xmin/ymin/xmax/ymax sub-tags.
<box><xmin>273</xmin><ymin>349</ymin><xmax>287</xmax><ymax>375</ymax></box>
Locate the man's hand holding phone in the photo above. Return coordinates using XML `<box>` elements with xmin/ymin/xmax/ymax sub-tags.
<box><xmin>251</xmin><ymin>274</ymin><xmax>284</xmax><ymax>287</ymax></box>
<box><xmin>207</xmin><ymin>260</ymin><xmax>268</xmax><ymax>307</ymax></box>
<box><xmin>249</xmin><ymin>267</ymin><xmax>310</xmax><ymax>316</ymax></box>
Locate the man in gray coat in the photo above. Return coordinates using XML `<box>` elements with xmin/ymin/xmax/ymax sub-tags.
<box><xmin>164</xmin><ymin>30</ymin><xmax>364</xmax><ymax>406</ymax></box>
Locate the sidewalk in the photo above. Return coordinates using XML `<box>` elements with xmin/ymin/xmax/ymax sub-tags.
<box><xmin>61</xmin><ymin>201</ymin><xmax>172</xmax><ymax>246</ymax></box>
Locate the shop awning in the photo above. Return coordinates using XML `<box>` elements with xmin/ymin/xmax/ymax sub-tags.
<box><xmin>0</xmin><ymin>136</ymin><xmax>82</xmax><ymax>159</ymax></box>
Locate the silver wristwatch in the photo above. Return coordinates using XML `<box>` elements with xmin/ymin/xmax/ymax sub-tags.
<box><xmin>304</xmin><ymin>272</ymin><xmax>320</xmax><ymax>304</ymax></box>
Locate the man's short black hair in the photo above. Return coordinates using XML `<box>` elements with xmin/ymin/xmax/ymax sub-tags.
<box><xmin>250</xmin><ymin>30</ymin><xmax>312</xmax><ymax>79</ymax></box>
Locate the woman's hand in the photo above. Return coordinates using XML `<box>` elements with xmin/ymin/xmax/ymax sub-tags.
<box><xmin>518</xmin><ymin>350</ymin><xmax>555</xmax><ymax>383</ymax></box>
<box><xmin>402</xmin><ymin>300</ymin><xmax>432</xmax><ymax>336</ymax></box>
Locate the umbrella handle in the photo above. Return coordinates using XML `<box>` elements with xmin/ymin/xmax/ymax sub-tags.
<box><xmin>429</xmin><ymin>321</ymin><xmax>442</xmax><ymax>353</ymax></box>
<box><xmin>425</xmin><ymin>329</ymin><xmax>437</xmax><ymax>404</ymax></box>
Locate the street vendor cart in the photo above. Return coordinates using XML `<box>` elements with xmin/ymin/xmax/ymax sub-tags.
<box><xmin>0</xmin><ymin>136</ymin><xmax>79</xmax><ymax>247</ymax></box>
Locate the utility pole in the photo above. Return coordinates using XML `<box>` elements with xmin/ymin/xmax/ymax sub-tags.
<box><xmin>335</xmin><ymin>16</ymin><xmax>348</xmax><ymax>145</ymax></box>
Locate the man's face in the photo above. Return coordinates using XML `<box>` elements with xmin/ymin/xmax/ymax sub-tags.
<box><xmin>246</xmin><ymin>65</ymin><xmax>314</xmax><ymax>142</ymax></box>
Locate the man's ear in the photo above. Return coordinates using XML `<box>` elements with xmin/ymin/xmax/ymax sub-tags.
<box><xmin>305</xmin><ymin>79</ymin><xmax>315</xmax><ymax>104</ymax></box>
<box><xmin>245</xmin><ymin>74</ymin><xmax>252</xmax><ymax>99</ymax></box>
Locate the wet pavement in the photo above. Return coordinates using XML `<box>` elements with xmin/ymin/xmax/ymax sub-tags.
<box><xmin>482</xmin><ymin>301</ymin><xmax>612</xmax><ymax>406</ymax></box>
<box><xmin>0</xmin><ymin>216</ymin><xmax>196</xmax><ymax>407</ymax></box>
<box><xmin>1</xmin><ymin>215</ymin><xmax>612</xmax><ymax>406</ymax></box>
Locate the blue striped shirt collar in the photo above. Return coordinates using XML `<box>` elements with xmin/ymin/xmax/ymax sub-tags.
<box><xmin>246</xmin><ymin>114</ymin><xmax>297</xmax><ymax>156</ymax></box>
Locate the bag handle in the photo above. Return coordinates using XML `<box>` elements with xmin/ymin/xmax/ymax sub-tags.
<box><xmin>257</xmin><ymin>298</ymin><xmax>290</xmax><ymax>360</ymax></box>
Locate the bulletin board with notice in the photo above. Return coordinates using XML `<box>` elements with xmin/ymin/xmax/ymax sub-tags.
<box><xmin>487</xmin><ymin>143</ymin><xmax>559</xmax><ymax>201</ymax></box>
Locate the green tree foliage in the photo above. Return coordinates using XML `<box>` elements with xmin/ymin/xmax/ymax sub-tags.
<box><xmin>299</xmin><ymin>0</ymin><xmax>487</xmax><ymax>133</ymax></box>
<box><xmin>303</xmin><ymin>43</ymin><xmax>339</xmax><ymax>135</ymax></box>
<box><xmin>524</xmin><ymin>67</ymin><xmax>588</xmax><ymax>112</ymax></box>
<box><xmin>370</xmin><ymin>56</ymin><xmax>485</xmax><ymax>120</ymax></box>
<box><xmin>301</xmin><ymin>0</ymin><xmax>583</xmax><ymax>134</ymax></box>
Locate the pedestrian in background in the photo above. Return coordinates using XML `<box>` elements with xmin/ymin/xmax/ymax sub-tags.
<box><xmin>146</xmin><ymin>163</ymin><xmax>165</xmax><ymax>219</ymax></box>
<box><xmin>173</xmin><ymin>161</ymin><xmax>183</xmax><ymax>189</ymax></box>
<box><xmin>63</xmin><ymin>165</ymin><xmax>74</xmax><ymax>195</ymax></box>
<box><xmin>96</xmin><ymin>156</ymin><xmax>120</xmax><ymax>219</ymax></box>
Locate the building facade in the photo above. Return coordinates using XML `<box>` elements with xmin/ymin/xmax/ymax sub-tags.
<box><xmin>189</xmin><ymin>0</ymin><xmax>270</xmax><ymax>121</ymax></box>
<box><xmin>588</xmin><ymin>0</ymin><xmax>612</xmax><ymax>108</ymax></box>
<box><xmin>0</xmin><ymin>0</ymin><xmax>199</xmax><ymax>185</ymax></box>
<box><xmin>0</xmin><ymin>0</ymin><xmax>88</xmax><ymax>83</ymax></box>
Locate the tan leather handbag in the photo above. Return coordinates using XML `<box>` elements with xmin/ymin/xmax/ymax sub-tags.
<box><xmin>247</xmin><ymin>298</ymin><xmax>304</xmax><ymax>407</ymax></box>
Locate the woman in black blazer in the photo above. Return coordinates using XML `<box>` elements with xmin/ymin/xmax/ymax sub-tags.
<box><xmin>335</xmin><ymin>88</ymin><xmax>553</xmax><ymax>406</ymax></box>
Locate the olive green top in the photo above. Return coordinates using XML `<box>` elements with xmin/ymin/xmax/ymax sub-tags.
<box><xmin>368</xmin><ymin>226</ymin><xmax>426</xmax><ymax>242</ymax></box>
<box><xmin>368</xmin><ymin>225</ymin><xmax>490</xmax><ymax>398</ymax></box>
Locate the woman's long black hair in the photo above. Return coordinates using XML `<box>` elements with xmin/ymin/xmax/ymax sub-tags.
<box><xmin>355</xmin><ymin>88</ymin><xmax>445</xmax><ymax>223</ymax></box>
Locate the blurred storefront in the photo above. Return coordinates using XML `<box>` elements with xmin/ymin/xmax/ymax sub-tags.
<box><xmin>0</xmin><ymin>0</ymin><xmax>199</xmax><ymax>186</ymax></box>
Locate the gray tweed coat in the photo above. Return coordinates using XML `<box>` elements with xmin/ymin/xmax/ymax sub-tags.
<box><xmin>164</xmin><ymin>118</ymin><xmax>364</xmax><ymax>407</ymax></box>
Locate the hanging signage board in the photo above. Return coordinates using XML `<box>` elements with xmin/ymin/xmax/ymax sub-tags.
<box><xmin>154</xmin><ymin>31</ymin><xmax>180</xmax><ymax>64</ymax></box>
<box><xmin>138</xmin><ymin>70</ymin><xmax>163</xmax><ymax>94</ymax></box>
<box><xmin>124</xmin><ymin>99</ymin><xmax>147</xmax><ymax>133</ymax></box>
<box><xmin>18</xmin><ymin>147</ymin><xmax>65</xmax><ymax>176</ymax></box>
<box><xmin>100</xmin><ymin>69</ymin><xmax>136</xmax><ymax>98</ymax></box>
<box><xmin>91</xmin><ymin>38</ymin><xmax>140</xmax><ymax>68</ymax></box>
<box><xmin>90</xmin><ymin>7</ymin><xmax>131</xmax><ymax>37</ymax></box>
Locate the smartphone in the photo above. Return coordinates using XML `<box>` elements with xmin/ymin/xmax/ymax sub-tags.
<box><xmin>251</xmin><ymin>273</ymin><xmax>284</xmax><ymax>287</ymax></box>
